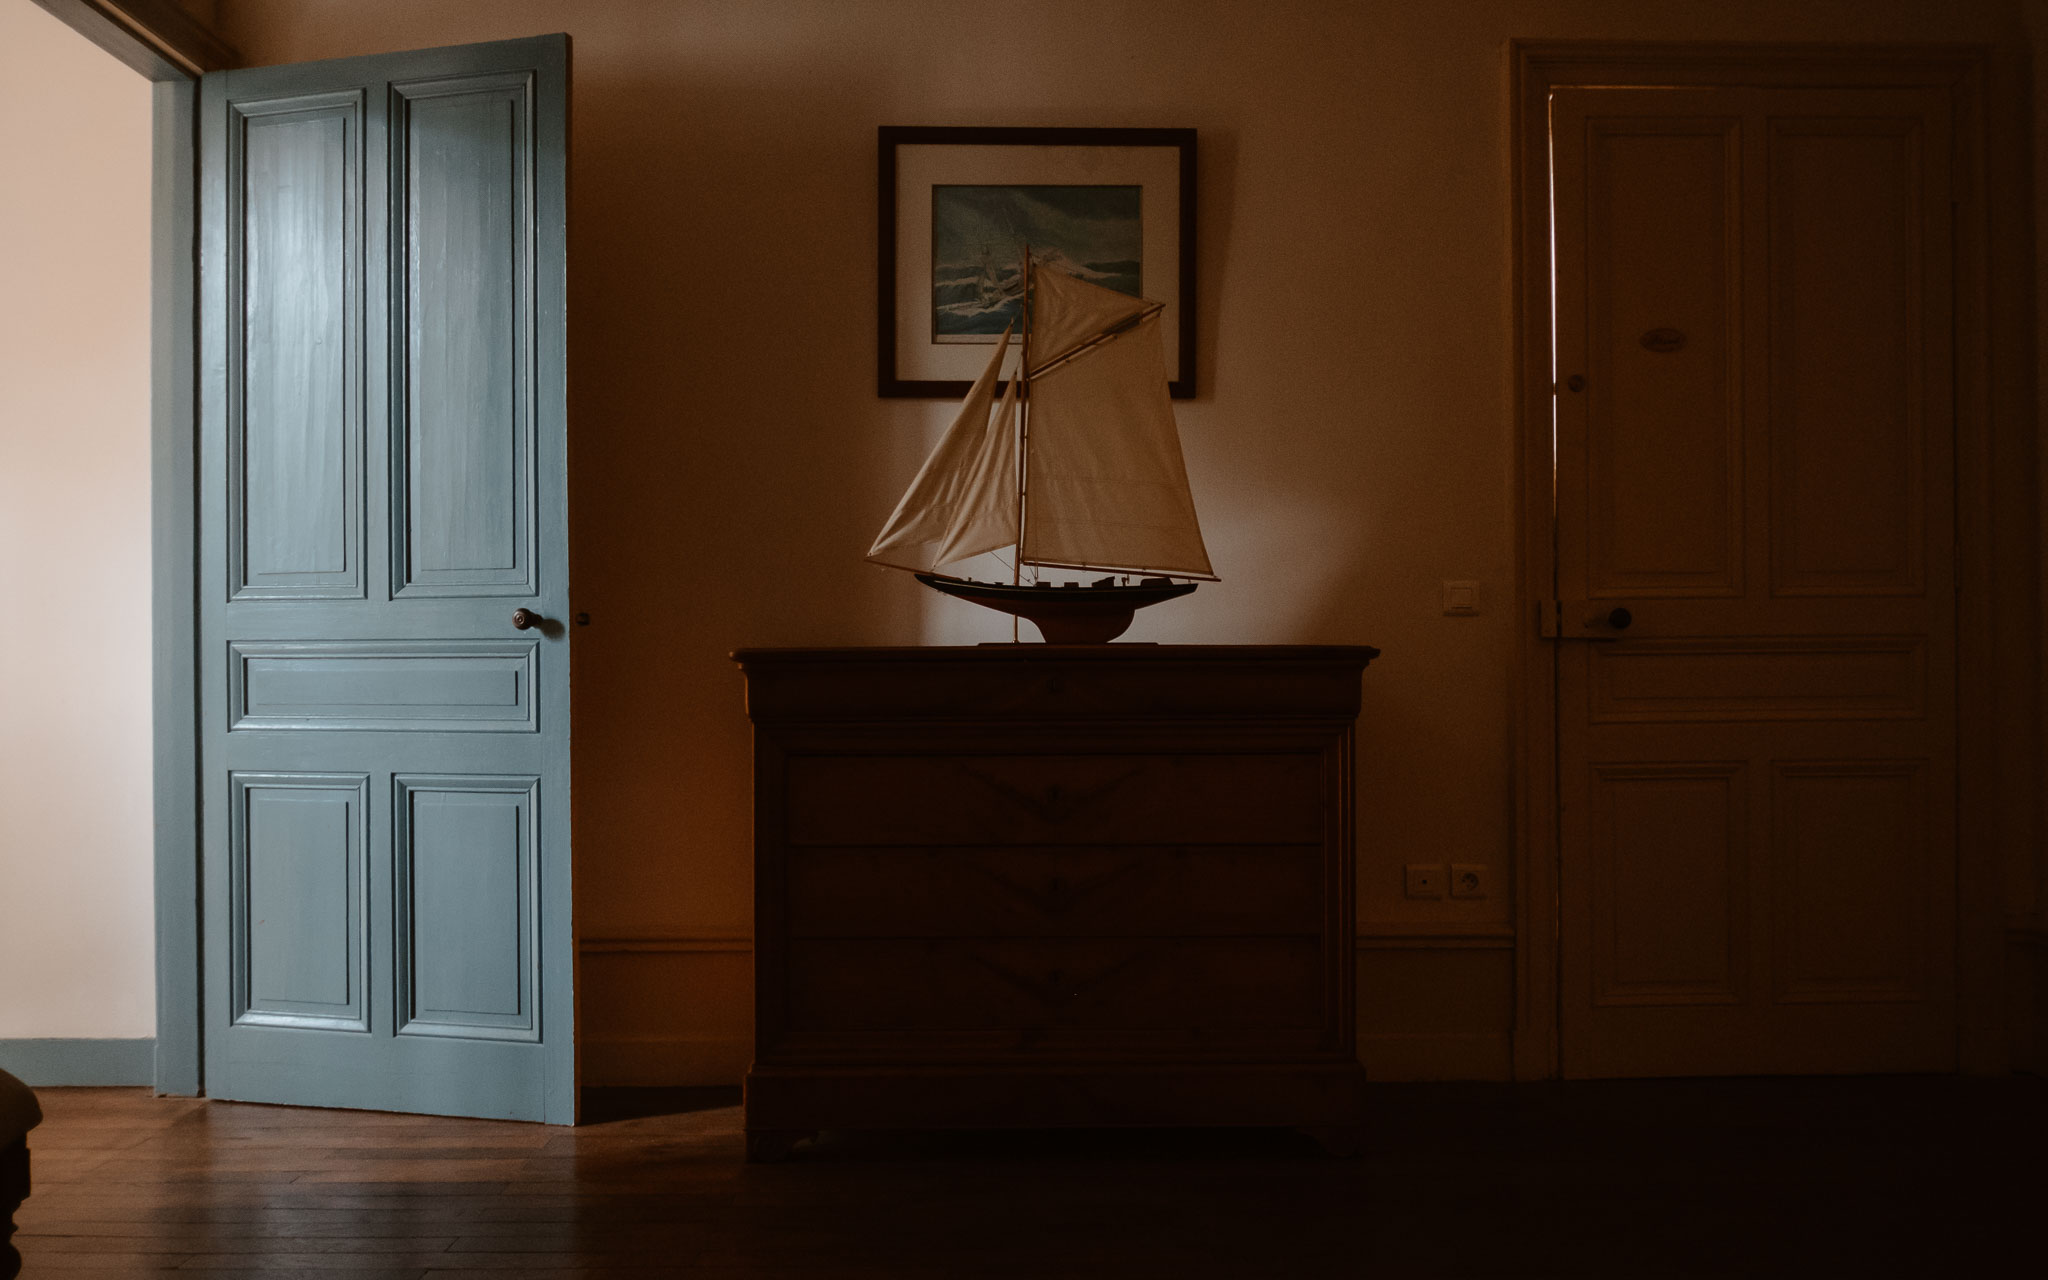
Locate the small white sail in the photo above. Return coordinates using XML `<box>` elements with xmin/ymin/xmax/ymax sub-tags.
<box><xmin>1022</xmin><ymin>308</ymin><xmax>1215</xmax><ymax>579</ymax></box>
<box><xmin>932</xmin><ymin>373</ymin><xmax>1019</xmax><ymax>567</ymax></box>
<box><xmin>1026</xmin><ymin>267</ymin><xmax>1155</xmax><ymax>372</ymax></box>
<box><xmin>867</xmin><ymin>325</ymin><xmax>1018</xmax><ymax>571</ymax></box>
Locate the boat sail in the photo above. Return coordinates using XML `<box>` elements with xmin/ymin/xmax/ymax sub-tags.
<box><xmin>974</xmin><ymin>243</ymin><xmax>1007</xmax><ymax>309</ymax></box>
<box><xmin>868</xmin><ymin>256</ymin><xmax>1215</xmax><ymax>642</ymax></box>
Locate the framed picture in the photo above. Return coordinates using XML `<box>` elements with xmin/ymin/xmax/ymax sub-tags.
<box><xmin>878</xmin><ymin>126</ymin><xmax>1196</xmax><ymax>399</ymax></box>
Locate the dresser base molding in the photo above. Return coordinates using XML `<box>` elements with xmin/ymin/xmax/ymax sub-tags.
<box><xmin>743</xmin><ymin>1062</ymin><xmax>1367</xmax><ymax>1158</ymax></box>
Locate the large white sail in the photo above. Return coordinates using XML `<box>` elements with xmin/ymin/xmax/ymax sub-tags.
<box><xmin>1022</xmin><ymin>306</ymin><xmax>1215</xmax><ymax>579</ymax></box>
<box><xmin>867</xmin><ymin>326</ymin><xmax>1018</xmax><ymax>571</ymax></box>
<box><xmin>1026</xmin><ymin>267</ymin><xmax>1154</xmax><ymax>373</ymax></box>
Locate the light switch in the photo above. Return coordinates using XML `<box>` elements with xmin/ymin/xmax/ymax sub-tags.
<box><xmin>1442</xmin><ymin>580</ymin><xmax>1479</xmax><ymax>616</ymax></box>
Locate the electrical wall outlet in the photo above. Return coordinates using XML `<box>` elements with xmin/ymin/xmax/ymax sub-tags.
<box><xmin>1450</xmin><ymin>863</ymin><xmax>1488</xmax><ymax>899</ymax></box>
<box><xmin>1404</xmin><ymin>864</ymin><xmax>1445</xmax><ymax>898</ymax></box>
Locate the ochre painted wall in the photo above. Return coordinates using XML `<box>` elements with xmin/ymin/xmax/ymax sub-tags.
<box><xmin>0</xmin><ymin>0</ymin><xmax>156</xmax><ymax>1042</ymax></box>
<box><xmin>208</xmin><ymin>0</ymin><xmax>2038</xmax><ymax>1081</ymax></box>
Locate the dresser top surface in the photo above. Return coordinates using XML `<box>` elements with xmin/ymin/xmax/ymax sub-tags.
<box><xmin>731</xmin><ymin>644</ymin><xmax>1380</xmax><ymax>668</ymax></box>
<box><xmin>732</xmin><ymin>646</ymin><xmax>1377</xmax><ymax>720</ymax></box>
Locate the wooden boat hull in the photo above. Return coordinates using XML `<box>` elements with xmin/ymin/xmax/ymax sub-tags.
<box><xmin>914</xmin><ymin>574</ymin><xmax>1197</xmax><ymax>644</ymax></box>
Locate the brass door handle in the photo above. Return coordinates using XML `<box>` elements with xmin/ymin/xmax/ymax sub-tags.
<box><xmin>511</xmin><ymin>608</ymin><xmax>546</xmax><ymax>631</ymax></box>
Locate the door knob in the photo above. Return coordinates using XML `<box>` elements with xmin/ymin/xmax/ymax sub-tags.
<box><xmin>1544</xmin><ymin>601</ymin><xmax>1632</xmax><ymax>641</ymax></box>
<box><xmin>511</xmin><ymin>608</ymin><xmax>546</xmax><ymax>631</ymax></box>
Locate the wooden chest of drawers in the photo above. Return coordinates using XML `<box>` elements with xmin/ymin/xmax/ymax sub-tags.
<box><xmin>732</xmin><ymin>645</ymin><xmax>1377</xmax><ymax>1159</ymax></box>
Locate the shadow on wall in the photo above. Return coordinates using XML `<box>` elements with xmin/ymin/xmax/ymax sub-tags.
<box><xmin>565</xmin><ymin>52</ymin><xmax>912</xmax><ymax>929</ymax></box>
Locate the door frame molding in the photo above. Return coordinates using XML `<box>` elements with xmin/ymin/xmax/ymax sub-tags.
<box><xmin>1509</xmin><ymin>41</ymin><xmax>2028</xmax><ymax>1078</ymax></box>
<box><xmin>28</xmin><ymin>0</ymin><xmax>234</xmax><ymax>79</ymax></box>
<box><xmin>151</xmin><ymin>73</ymin><xmax>203</xmax><ymax>1096</ymax></box>
<box><xmin>36</xmin><ymin>0</ymin><xmax>219</xmax><ymax>1105</ymax></box>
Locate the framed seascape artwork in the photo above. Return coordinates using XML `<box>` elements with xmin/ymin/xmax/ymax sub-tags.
<box><xmin>878</xmin><ymin>125</ymin><xmax>1197</xmax><ymax>399</ymax></box>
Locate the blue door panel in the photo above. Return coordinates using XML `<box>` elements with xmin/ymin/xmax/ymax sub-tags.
<box><xmin>230</xmin><ymin>95</ymin><xmax>363</xmax><ymax>599</ymax></box>
<box><xmin>396</xmin><ymin>74</ymin><xmax>535</xmax><ymax>595</ymax></box>
<box><xmin>231</xmin><ymin>774</ymin><xmax>368</xmax><ymax>1030</ymax></box>
<box><xmin>232</xmin><ymin>640</ymin><xmax>538</xmax><ymax>732</ymax></box>
<box><xmin>395</xmin><ymin>776</ymin><xmax>537</xmax><ymax>1039</ymax></box>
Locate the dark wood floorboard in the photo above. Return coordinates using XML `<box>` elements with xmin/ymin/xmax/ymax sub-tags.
<box><xmin>10</xmin><ymin>1078</ymin><xmax>2044</xmax><ymax>1277</ymax></box>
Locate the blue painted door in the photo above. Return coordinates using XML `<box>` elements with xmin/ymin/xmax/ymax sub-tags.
<box><xmin>197</xmin><ymin>36</ymin><xmax>573</xmax><ymax>1122</ymax></box>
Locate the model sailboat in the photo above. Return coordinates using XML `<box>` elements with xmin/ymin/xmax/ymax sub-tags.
<box><xmin>868</xmin><ymin>256</ymin><xmax>1216</xmax><ymax>643</ymax></box>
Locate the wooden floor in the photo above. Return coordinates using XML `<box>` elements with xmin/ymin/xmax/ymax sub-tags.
<box><xmin>11</xmin><ymin>1077</ymin><xmax>2044</xmax><ymax>1277</ymax></box>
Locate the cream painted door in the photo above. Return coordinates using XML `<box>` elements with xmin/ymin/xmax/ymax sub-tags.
<box><xmin>1551</xmin><ymin>86</ymin><xmax>1956</xmax><ymax>1076</ymax></box>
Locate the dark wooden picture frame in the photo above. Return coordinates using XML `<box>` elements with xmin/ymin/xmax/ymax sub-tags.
<box><xmin>878</xmin><ymin>126</ymin><xmax>1197</xmax><ymax>399</ymax></box>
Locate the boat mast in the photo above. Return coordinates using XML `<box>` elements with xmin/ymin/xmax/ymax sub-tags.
<box><xmin>1014</xmin><ymin>244</ymin><xmax>1031</xmax><ymax>588</ymax></box>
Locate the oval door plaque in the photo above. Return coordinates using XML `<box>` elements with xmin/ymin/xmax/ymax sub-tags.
<box><xmin>1640</xmin><ymin>327</ymin><xmax>1687</xmax><ymax>354</ymax></box>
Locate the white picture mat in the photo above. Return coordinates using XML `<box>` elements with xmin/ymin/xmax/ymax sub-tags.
<box><xmin>893</xmin><ymin>142</ymin><xmax>1184</xmax><ymax>384</ymax></box>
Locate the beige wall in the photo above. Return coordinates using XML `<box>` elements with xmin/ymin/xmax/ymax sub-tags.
<box><xmin>0</xmin><ymin>0</ymin><xmax>156</xmax><ymax>1041</ymax></box>
<box><xmin>208</xmin><ymin>0</ymin><xmax>2038</xmax><ymax>1081</ymax></box>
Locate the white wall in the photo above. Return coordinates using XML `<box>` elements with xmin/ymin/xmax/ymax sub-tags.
<box><xmin>0</xmin><ymin>0</ymin><xmax>156</xmax><ymax>1040</ymax></box>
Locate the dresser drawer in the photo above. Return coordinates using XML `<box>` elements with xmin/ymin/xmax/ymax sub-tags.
<box><xmin>786</xmin><ymin>844</ymin><xmax>1323</xmax><ymax>938</ymax></box>
<box><xmin>737</xmin><ymin>646</ymin><xmax>1374</xmax><ymax>1140</ymax></box>
<box><xmin>783</xmin><ymin>937</ymin><xmax>1326</xmax><ymax>1036</ymax></box>
<box><xmin>785</xmin><ymin>752</ymin><xmax>1324</xmax><ymax>846</ymax></box>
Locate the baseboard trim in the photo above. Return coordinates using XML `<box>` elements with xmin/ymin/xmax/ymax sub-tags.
<box><xmin>582</xmin><ymin>1036</ymin><xmax>751</xmax><ymax>1087</ymax></box>
<box><xmin>581</xmin><ymin>936</ymin><xmax>752</xmax><ymax>955</ymax></box>
<box><xmin>1358</xmin><ymin>922</ymin><xmax>1515</xmax><ymax>949</ymax></box>
<box><xmin>582</xmin><ymin>930</ymin><xmax>1522</xmax><ymax>953</ymax></box>
<box><xmin>0</xmin><ymin>1038</ymin><xmax>156</xmax><ymax>1086</ymax></box>
<box><xmin>576</xmin><ymin>932</ymin><xmax>1520</xmax><ymax>1088</ymax></box>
